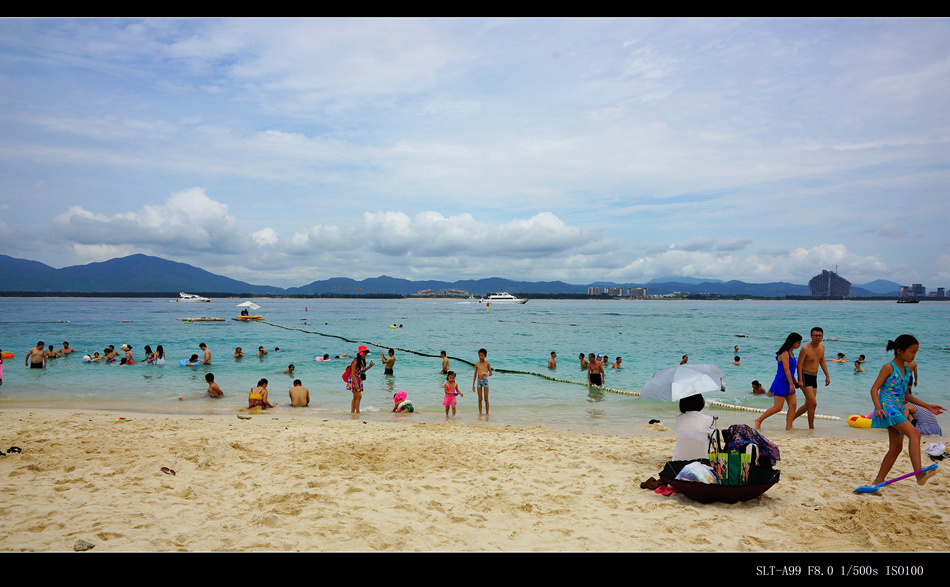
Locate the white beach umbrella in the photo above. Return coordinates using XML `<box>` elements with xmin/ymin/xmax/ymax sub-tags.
<box><xmin>682</xmin><ymin>364</ymin><xmax>727</xmax><ymax>389</ymax></box>
<box><xmin>640</xmin><ymin>364</ymin><xmax>727</xmax><ymax>402</ymax></box>
<box><xmin>236</xmin><ymin>301</ymin><xmax>261</xmax><ymax>311</ymax></box>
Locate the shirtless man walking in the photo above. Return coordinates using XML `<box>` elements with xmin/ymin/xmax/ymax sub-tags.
<box><xmin>793</xmin><ymin>327</ymin><xmax>830</xmax><ymax>429</ymax></box>
<box><xmin>26</xmin><ymin>341</ymin><xmax>47</xmax><ymax>369</ymax></box>
<box><xmin>587</xmin><ymin>353</ymin><xmax>604</xmax><ymax>387</ymax></box>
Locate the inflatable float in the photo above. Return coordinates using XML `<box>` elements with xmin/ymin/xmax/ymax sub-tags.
<box><xmin>1</xmin><ymin>352</ymin><xmax>14</xmax><ymax>360</ymax></box>
<box><xmin>232</xmin><ymin>316</ymin><xmax>263</xmax><ymax>321</ymax></box>
<box><xmin>847</xmin><ymin>414</ymin><xmax>872</xmax><ymax>428</ymax></box>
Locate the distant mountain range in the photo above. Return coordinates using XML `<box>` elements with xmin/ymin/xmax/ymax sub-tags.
<box><xmin>0</xmin><ymin>253</ymin><xmax>904</xmax><ymax>297</ymax></box>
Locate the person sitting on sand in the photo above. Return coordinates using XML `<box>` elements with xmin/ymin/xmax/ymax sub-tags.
<box><xmin>289</xmin><ymin>380</ymin><xmax>310</xmax><ymax>407</ymax></box>
<box><xmin>205</xmin><ymin>373</ymin><xmax>224</xmax><ymax>397</ymax></box>
<box><xmin>393</xmin><ymin>390</ymin><xmax>414</xmax><ymax>413</ymax></box>
<box><xmin>249</xmin><ymin>378</ymin><xmax>276</xmax><ymax>409</ymax></box>
<box><xmin>673</xmin><ymin>394</ymin><xmax>715</xmax><ymax>461</ymax></box>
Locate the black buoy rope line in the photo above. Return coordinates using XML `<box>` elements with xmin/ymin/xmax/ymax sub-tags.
<box><xmin>260</xmin><ymin>320</ymin><xmax>839</xmax><ymax>419</ymax></box>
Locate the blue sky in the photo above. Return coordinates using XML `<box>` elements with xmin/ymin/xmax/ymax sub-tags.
<box><xmin>1</xmin><ymin>18</ymin><xmax>949</xmax><ymax>288</ymax></box>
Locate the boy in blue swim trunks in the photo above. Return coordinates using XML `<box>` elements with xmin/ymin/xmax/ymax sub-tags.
<box><xmin>472</xmin><ymin>348</ymin><xmax>493</xmax><ymax>415</ymax></box>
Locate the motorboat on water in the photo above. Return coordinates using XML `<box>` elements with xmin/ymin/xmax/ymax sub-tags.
<box><xmin>478</xmin><ymin>292</ymin><xmax>527</xmax><ymax>304</ymax></box>
<box><xmin>178</xmin><ymin>292</ymin><xmax>211</xmax><ymax>302</ymax></box>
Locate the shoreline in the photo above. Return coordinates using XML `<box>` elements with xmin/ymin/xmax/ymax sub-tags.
<box><xmin>1</xmin><ymin>408</ymin><xmax>948</xmax><ymax>552</ymax></box>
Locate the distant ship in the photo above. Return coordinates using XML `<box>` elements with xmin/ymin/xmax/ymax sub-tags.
<box><xmin>896</xmin><ymin>298</ymin><xmax>920</xmax><ymax>304</ymax></box>
<box><xmin>478</xmin><ymin>292</ymin><xmax>527</xmax><ymax>304</ymax></box>
<box><xmin>178</xmin><ymin>292</ymin><xmax>211</xmax><ymax>302</ymax></box>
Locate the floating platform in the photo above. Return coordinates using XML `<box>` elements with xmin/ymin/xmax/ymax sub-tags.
<box><xmin>178</xmin><ymin>317</ymin><xmax>225</xmax><ymax>322</ymax></box>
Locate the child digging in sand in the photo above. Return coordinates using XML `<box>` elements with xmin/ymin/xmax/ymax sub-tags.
<box><xmin>867</xmin><ymin>334</ymin><xmax>944</xmax><ymax>487</ymax></box>
<box><xmin>393</xmin><ymin>391</ymin><xmax>414</xmax><ymax>413</ymax></box>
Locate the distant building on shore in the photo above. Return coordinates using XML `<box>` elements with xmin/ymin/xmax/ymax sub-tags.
<box><xmin>588</xmin><ymin>287</ymin><xmax>602</xmax><ymax>296</ymax></box>
<box><xmin>808</xmin><ymin>269</ymin><xmax>851</xmax><ymax>298</ymax></box>
<box><xmin>899</xmin><ymin>283</ymin><xmax>927</xmax><ymax>298</ymax></box>
<box><xmin>625</xmin><ymin>287</ymin><xmax>648</xmax><ymax>299</ymax></box>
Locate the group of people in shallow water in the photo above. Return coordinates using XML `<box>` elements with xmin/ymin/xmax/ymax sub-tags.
<box><xmin>18</xmin><ymin>340</ymin><xmax>227</xmax><ymax>367</ymax></box>
<box><xmin>344</xmin><ymin>345</ymin><xmax>494</xmax><ymax>418</ymax></box>
<box><xmin>569</xmin><ymin>352</ymin><xmax>622</xmax><ymax>387</ymax></box>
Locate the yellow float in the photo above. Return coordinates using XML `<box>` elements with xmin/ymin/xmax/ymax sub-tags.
<box><xmin>847</xmin><ymin>414</ymin><xmax>872</xmax><ymax>428</ymax></box>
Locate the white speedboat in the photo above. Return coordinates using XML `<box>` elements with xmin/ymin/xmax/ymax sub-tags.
<box><xmin>178</xmin><ymin>292</ymin><xmax>211</xmax><ymax>302</ymax></box>
<box><xmin>478</xmin><ymin>292</ymin><xmax>527</xmax><ymax>304</ymax></box>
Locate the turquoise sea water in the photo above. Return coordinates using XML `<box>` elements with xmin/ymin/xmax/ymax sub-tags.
<box><xmin>1</xmin><ymin>297</ymin><xmax>948</xmax><ymax>438</ymax></box>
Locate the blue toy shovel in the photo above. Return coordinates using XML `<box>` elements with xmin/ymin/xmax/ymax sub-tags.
<box><xmin>854</xmin><ymin>463</ymin><xmax>938</xmax><ymax>493</ymax></box>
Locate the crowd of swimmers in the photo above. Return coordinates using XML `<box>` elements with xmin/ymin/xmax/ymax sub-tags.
<box><xmin>568</xmin><ymin>352</ymin><xmax>622</xmax><ymax>387</ymax></box>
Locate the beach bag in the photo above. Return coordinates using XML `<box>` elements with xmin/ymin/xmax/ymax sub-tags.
<box><xmin>675</xmin><ymin>461</ymin><xmax>716</xmax><ymax>484</ymax></box>
<box><xmin>342</xmin><ymin>364</ymin><xmax>352</xmax><ymax>382</ymax></box>
<box><xmin>708</xmin><ymin>429</ymin><xmax>758</xmax><ymax>485</ymax></box>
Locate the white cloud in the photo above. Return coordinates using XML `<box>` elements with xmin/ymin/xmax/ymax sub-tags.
<box><xmin>52</xmin><ymin>187</ymin><xmax>245</xmax><ymax>254</ymax></box>
<box><xmin>251</xmin><ymin>227</ymin><xmax>279</xmax><ymax>246</ymax></box>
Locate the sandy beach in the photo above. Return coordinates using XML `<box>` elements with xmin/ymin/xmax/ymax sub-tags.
<box><xmin>1</xmin><ymin>408</ymin><xmax>948</xmax><ymax>552</ymax></box>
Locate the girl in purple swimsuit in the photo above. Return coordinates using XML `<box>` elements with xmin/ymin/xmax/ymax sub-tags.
<box><xmin>754</xmin><ymin>333</ymin><xmax>802</xmax><ymax>431</ymax></box>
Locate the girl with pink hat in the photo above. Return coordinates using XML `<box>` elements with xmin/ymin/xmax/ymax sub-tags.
<box><xmin>347</xmin><ymin>345</ymin><xmax>375</xmax><ymax>414</ymax></box>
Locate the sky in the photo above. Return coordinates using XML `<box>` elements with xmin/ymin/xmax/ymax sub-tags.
<box><xmin>1</xmin><ymin>18</ymin><xmax>949</xmax><ymax>289</ymax></box>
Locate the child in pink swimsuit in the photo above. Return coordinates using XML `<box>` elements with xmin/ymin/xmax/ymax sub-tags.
<box><xmin>442</xmin><ymin>371</ymin><xmax>463</xmax><ymax>417</ymax></box>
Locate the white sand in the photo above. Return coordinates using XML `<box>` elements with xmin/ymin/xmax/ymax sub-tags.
<box><xmin>1</xmin><ymin>409</ymin><xmax>948</xmax><ymax>552</ymax></box>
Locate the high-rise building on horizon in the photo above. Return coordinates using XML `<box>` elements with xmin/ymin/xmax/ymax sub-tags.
<box><xmin>808</xmin><ymin>269</ymin><xmax>851</xmax><ymax>298</ymax></box>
